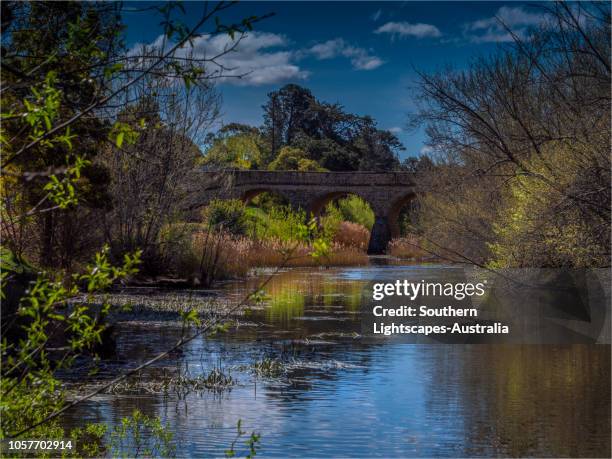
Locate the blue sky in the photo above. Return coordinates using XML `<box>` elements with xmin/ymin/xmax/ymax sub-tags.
<box><xmin>123</xmin><ymin>1</ymin><xmax>548</xmax><ymax>159</ymax></box>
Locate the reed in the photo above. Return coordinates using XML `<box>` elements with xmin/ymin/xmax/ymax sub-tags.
<box><xmin>387</xmin><ymin>235</ymin><xmax>429</xmax><ymax>260</ymax></box>
<box><xmin>332</xmin><ymin>221</ymin><xmax>370</xmax><ymax>250</ymax></box>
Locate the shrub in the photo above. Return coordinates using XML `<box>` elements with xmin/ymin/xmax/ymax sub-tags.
<box><xmin>332</xmin><ymin>221</ymin><xmax>370</xmax><ymax>250</ymax></box>
<box><xmin>202</xmin><ymin>199</ymin><xmax>248</xmax><ymax>236</ymax></box>
<box><xmin>245</xmin><ymin>205</ymin><xmax>308</xmax><ymax>241</ymax></box>
<box><xmin>325</xmin><ymin>195</ymin><xmax>374</xmax><ymax>230</ymax></box>
<box><xmin>297</xmin><ymin>158</ymin><xmax>326</xmax><ymax>171</ymax></box>
<box><xmin>268</xmin><ymin>146</ymin><xmax>306</xmax><ymax>170</ymax></box>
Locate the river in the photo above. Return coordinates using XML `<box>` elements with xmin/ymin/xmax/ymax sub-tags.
<box><xmin>62</xmin><ymin>261</ymin><xmax>611</xmax><ymax>458</ymax></box>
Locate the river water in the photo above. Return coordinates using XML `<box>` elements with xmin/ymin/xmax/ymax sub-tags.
<box><xmin>63</xmin><ymin>262</ymin><xmax>611</xmax><ymax>458</ymax></box>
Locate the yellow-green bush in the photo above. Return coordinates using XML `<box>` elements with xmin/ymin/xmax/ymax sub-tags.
<box><xmin>489</xmin><ymin>143</ymin><xmax>609</xmax><ymax>268</ymax></box>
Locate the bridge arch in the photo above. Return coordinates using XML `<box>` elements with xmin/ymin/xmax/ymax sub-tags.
<box><xmin>195</xmin><ymin>170</ymin><xmax>417</xmax><ymax>254</ymax></box>
<box><xmin>241</xmin><ymin>188</ymin><xmax>290</xmax><ymax>205</ymax></box>
<box><xmin>387</xmin><ymin>192</ymin><xmax>418</xmax><ymax>239</ymax></box>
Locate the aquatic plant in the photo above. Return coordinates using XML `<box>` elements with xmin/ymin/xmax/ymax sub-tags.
<box><xmin>250</xmin><ymin>358</ymin><xmax>286</xmax><ymax>379</ymax></box>
<box><xmin>225</xmin><ymin>420</ymin><xmax>261</xmax><ymax>459</ymax></box>
<box><xmin>104</xmin><ymin>368</ymin><xmax>235</xmax><ymax>396</ymax></box>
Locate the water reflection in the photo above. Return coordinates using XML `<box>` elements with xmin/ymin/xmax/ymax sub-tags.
<box><xmin>231</xmin><ymin>268</ymin><xmax>368</xmax><ymax>326</ymax></box>
<box><xmin>61</xmin><ymin>263</ymin><xmax>611</xmax><ymax>458</ymax></box>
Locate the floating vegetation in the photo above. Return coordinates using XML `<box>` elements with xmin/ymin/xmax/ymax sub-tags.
<box><xmin>69</xmin><ymin>289</ymin><xmax>248</xmax><ymax>322</ymax></box>
<box><xmin>285</xmin><ymin>358</ymin><xmax>362</xmax><ymax>371</ymax></box>
<box><xmin>247</xmin><ymin>358</ymin><xmax>286</xmax><ymax>379</ymax></box>
<box><xmin>102</xmin><ymin>367</ymin><xmax>235</xmax><ymax>396</ymax></box>
<box><xmin>311</xmin><ymin>331</ymin><xmax>361</xmax><ymax>339</ymax></box>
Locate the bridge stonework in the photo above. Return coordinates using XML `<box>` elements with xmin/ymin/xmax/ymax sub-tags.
<box><xmin>193</xmin><ymin>170</ymin><xmax>416</xmax><ymax>254</ymax></box>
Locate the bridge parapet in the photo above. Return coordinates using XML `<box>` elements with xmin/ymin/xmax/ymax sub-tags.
<box><xmin>224</xmin><ymin>170</ymin><xmax>415</xmax><ymax>187</ymax></box>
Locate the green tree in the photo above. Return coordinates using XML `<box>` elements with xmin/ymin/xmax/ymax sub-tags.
<box><xmin>201</xmin><ymin>123</ymin><xmax>265</xmax><ymax>169</ymax></box>
<box><xmin>410</xmin><ymin>2</ymin><xmax>610</xmax><ymax>268</ymax></box>
<box><xmin>1</xmin><ymin>2</ymin><xmax>121</xmax><ymax>269</ymax></box>
<box><xmin>268</xmin><ymin>146</ymin><xmax>326</xmax><ymax>171</ymax></box>
<box><xmin>203</xmin><ymin>199</ymin><xmax>249</xmax><ymax>236</ymax></box>
<box><xmin>261</xmin><ymin>84</ymin><xmax>403</xmax><ymax>171</ymax></box>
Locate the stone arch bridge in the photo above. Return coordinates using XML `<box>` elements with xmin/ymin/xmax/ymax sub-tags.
<box><xmin>192</xmin><ymin>170</ymin><xmax>416</xmax><ymax>254</ymax></box>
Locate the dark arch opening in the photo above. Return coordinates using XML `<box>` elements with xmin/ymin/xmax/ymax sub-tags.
<box><xmin>388</xmin><ymin>193</ymin><xmax>418</xmax><ymax>239</ymax></box>
<box><xmin>241</xmin><ymin>189</ymin><xmax>291</xmax><ymax>210</ymax></box>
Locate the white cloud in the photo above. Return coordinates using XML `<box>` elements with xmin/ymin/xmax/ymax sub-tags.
<box><xmin>307</xmin><ymin>38</ymin><xmax>384</xmax><ymax>70</ymax></box>
<box><xmin>388</xmin><ymin>126</ymin><xmax>402</xmax><ymax>134</ymax></box>
<box><xmin>466</xmin><ymin>6</ymin><xmax>546</xmax><ymax>43</ymax></box>
<box><xmin>130</xmin><ymin>31</ymin><xmax>309</xmax><ymax>86</ymax></box>
<box><xmin>374</xmin><ymin>21</ymin><xmax>442</xmax><ymax>39</ymax></box>
<box><xmin>132</xmin><ymin>32</ymin><xmax>384</xmax><ymax>85</ymax></box>
<box><xmin>371</xmin><ymin>9</ymin><xmax>382</xmax><ymax>22</ymax></box>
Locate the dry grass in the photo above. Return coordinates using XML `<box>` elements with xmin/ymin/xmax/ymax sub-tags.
<box><xmin>247</xmin><ymin>239</ymin><xmax>369</xmax><ymax>267</ymax></box>
<box><xmin>171</xmin><ymin>222</ymin><xmax>371</xmax><ymax>284</ymax></box>
<box><xmin>387</xmin><ymin>235</ymin><xmax>429</xmax><ymax>260</ymax></box>
<box><xmin>332</xmin><ymin>221</ymin><xmax>370</xmax><ymax>250</ymax></box>
<box><xmin>172</xmin><ymin>230</ymin><xmax>253</xmax><ymax>283</ymax></box>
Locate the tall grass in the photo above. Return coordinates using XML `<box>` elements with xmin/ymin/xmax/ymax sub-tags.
<box><xmin>168</xmin><ymin>201</ymin><xmax>375</xmax><ymax>285</ymax></box>
<box><xmin>248</xmin><ymin>238</ymin><xmax>368</xmax><ymax>267</ymax></box>
<box><xmin>167</xmin><ymin>228</ymin><xmax>369</xmax><ymax>285</ymax></box>
<box><xmin>331</xmin><ymin>221</ymin><xmax>370</xmax><ymax>250</ymax></box>
<box><xmin>167</xmin><ymin>228</ymin><xmax>252</xmax><ymax>285</ymax></box>
<box><xmin>387</xmin><ymin>235</ymin><xmax>429</xmax><ymax>260</ymax></box>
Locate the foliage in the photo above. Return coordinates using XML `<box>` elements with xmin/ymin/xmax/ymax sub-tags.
<box><xmin>1</xmin><ymin>2</ymin><xmax>121</xmax><ymax>269</ymax></box>
<box><xmin>1</xmin><ymin>0</ymin><xmax>270</xmax><ymax>452</ymax></box>
<box><xmin>326</xmin><ymin>195</ymin><xmax>374</xmax><ymax>230</ymax></box>
<box><xmin>268</xmin><ymin>146</ymin><xmax>327</xmax><ymax>171</ymax></box>
<box><xmin>0</xmin><ymin>247</ymin><xmax>140</xmax><ymax>441</ymax></box>
<box><xmin>108</xmin><ymin>409</ymin><xmax>175</xmax><ymax>458</ymax></box>
<box><xmin>488</xmin><ymin>142</ymin><xmax>610</xmax><ymax>268</ymax></box>
<box><xmin>297</xmin><ymin>158</ymin><xmax>327</xmax><ymax>172</ymax></box>
<box><xmin>100</xmin><ymin>88</ymin><xmax>215</xmax><ymax>274</ymax></box>
<box><xmin>245</xmin><ymin>205</ymin><xmax>308</xmax><ymax>241</ymax></box>
<box><xmin>410</xmin><ymin>3</ymin><xmax>610</xmax><ymax>268</ymax></box>
<box><xmin>261</xmin><ymin>84</ymin><xmax>404</xmax><ymax>171</ymax></box>
<box><xmin>167</xmin><ymin>201</ymin><xmax>356</xmax><ymax>284</ymax></box>
<box><xmin>224</xmin><ymin>420</ymin><xmax>261</xmax><ymax>459</ymax></box>
<box><xmin>203</xmin><ymin>199</ymin><xmax>249</xmax><ymax>236</ymax></box>
<box><xmin>201</xmin><ymin>123</ymin><xmax>265</xmax><ymax>170</ymax></box>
